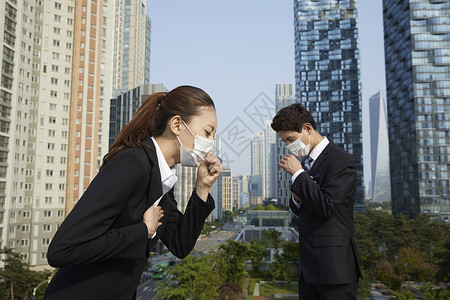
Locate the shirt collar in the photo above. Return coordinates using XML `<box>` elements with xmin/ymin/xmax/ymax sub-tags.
<box><xmin>309</xmin><ymin>136</ymin><xmax>329</xmax><ymax>161</ymax></box>
<box><xmin>151</xmin><ymin>137</ymin><xmax>177</xmax><ymax>195</ymax></box>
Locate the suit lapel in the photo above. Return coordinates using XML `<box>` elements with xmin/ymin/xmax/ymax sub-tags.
<box><xmin>309</xmin><ymin>142</ymin><xmax>333</xmax><ymax>174</ymax></box>
<box><xmin>142</xmin><ymin>136</ymin><xmax>163</xmax><ymax>208</ymax></box>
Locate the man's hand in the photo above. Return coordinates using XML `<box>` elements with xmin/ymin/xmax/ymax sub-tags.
<box><xmin>293</xmin><ymin>193</ymin><xmax>302</xmax><ymax>204</ymax></box>
<box><xmin>279</xmin><ymin>154</ymin><xmax>303</xmax><ymax>175</ymax></box>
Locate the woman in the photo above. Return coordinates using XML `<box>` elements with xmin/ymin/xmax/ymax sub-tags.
<box><xmin>44</xmin><ymin>85</ymin><xmax>223</xmax><ymax>299</ymax></box>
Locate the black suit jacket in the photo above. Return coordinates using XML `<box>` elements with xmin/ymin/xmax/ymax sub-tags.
<box><xmin>44</xmin><ymin>137</ymin><xmax>214</xmax><ymax>299</ymax></box>
<box><xmin>290</xmin><ymin>141</ymin><xmax>362</xmax><ymax>285</ymax></box>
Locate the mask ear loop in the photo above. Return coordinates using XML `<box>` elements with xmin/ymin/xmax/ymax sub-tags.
<box><xmin>175</xmin><ymin>135</ymin><xmax>182</xmax><ymax>146</ymax></box>
<box><xmin>181</xmin><ymin>119</ymin><xmax>196</xmax><ymax>139</ymax></box>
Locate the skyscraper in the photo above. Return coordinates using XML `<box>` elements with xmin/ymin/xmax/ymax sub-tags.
<box><xmin>221</xmin><ymin>167</ymin><xmax>233</xmax><ymax>212</ymax></box>
<box><xmin>275</xmin><ymin>84</ymin><xmax>295</xmax><ymax>206</ymax></box>
<box><xmin>250</xmin><ymin>132</ymin><xmax>264</xmax><ymax>204</ymax></box>
<box><xmin>0</xmin><ymin>0</ymin><xmax>117</xmax><ymax>266</ymax></box>
<box><xmin>265</xmin><ymin>120</ymin><xmax>277</xmax><ymax>199</ymax></box>
<box><xmin>113</xmin><ymin>0</ymin><xmax>151</xmax><ymax>90</ymax></box>
<box><xmin>1</xmin><ymin>0</ymin><xmax>41</xmax><ymax>262</ymax></box>
<box><xmin>109</xmin><ymin>84</ymin><xmax>168</xmax><ymax>147</ymax></box>
<box><xmin>294</xmin><ymin>0</ymin><xmax>364</xmax><ymax>212</ymax></box>
<box><xmin>383</xmin><ymin>0</ymin><xmax>450</xmax><ymax>220</ymax></box>
<box><xmin>369</xmin><ymin>91</ymin><xmax>391</xmax><ymax>203</ymax></box>
<box><xmin>66</xmin><ymin>0</ymin><xmax>116</xmax><ymax>215</ymax></box>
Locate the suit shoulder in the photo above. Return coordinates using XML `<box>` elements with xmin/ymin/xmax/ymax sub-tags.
<box><xmin>106</xmin><ymin>147</ymin><xmax>150</xmax><ymax>172</ymax></box>
<box><xmin>328</xmin><ymin>143</ymin><xmax>355</xmax><ymax>164</ymax></box>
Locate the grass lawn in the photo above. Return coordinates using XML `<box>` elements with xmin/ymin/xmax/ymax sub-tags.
<box><xmin>259</xmin><ymin>282</ymin><xmax>298</xmax><ymax>296</ymax></box>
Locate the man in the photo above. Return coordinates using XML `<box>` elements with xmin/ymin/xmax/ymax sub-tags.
<box><xmin>271</xmin><ymin>104</ymin><xmax>361</xmax><ymax>300</ymax></box>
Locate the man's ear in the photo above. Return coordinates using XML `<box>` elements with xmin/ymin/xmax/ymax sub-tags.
<box><xmin>303</xmin><ymin>123</ymin><xmax>313</xmax><ymax>133</ymax></box>
<box><xmin>169</xmin><ymin>115</ymin><xmax>182</xmax><ymax>136</ymax></box>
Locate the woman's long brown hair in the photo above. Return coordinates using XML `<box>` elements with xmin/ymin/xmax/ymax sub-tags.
<box><xmin>101</xmin><ymin>85</ymin><xmax>215</xmax><ymax>168</ymax></box>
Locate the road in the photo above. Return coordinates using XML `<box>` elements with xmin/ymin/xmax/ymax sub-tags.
<box><xmin>136</xmin><ymin>252</ymin><xmax>176</xmax><ymax>300</ymax></box>
<box><xmin>136</xmin><ymin>220</ymin><xmax>245</xmax><ymax>299</ymax></box>
<box><xmin>194</xmin><ymin>221</ymin><xmax>244</xmax><ymax>253</ymax></box>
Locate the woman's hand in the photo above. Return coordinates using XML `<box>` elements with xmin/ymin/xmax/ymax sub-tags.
<box><xmin>143</xmin><ymin>205</ymin><xmax>164</xmax><ymax>239</ymax></box>
<box><xmin>196</xmin><ymin>152</ymin><xmax>223</xmax><ymax>201</ymax></box>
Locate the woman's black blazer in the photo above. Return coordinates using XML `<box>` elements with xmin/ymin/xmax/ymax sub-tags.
<box><xmin>44</xmin><ymin>137</ymin><xmax>215</xmax><ymax>299</ymax></box>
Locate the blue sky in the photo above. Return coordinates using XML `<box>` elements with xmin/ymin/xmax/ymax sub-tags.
<box><xmin>147</xmin><ymin>0</ymin><xmax>386</xmax><ymax>189</ymax></box>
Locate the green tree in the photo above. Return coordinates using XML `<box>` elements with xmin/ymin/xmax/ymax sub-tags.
<box><xmin>375</xmin><ymin>259</ymin><xmax>402</xmax><ymax>291</ymax></box>
<box><xmin>264</xmin><ymin>204</ymin><xmax>277</xmax><ymax>211</ymax></box>
<box><xmin>260</xmin><ymin>229</ymin><xmax>281</xmax><ymax>249</ymax></box>
<box><xmin>222</xmin><ymin>210</ymin><xmax>236</xmax><ymax>223</ymax></box>
<box><xmin>0</xmin><ymin>248</ymin><xmax>51</xmax><ymax>300</ymax></box>
<box><xmin>248</xmin><ymin>240</ymin><xmax>268</xmax><ymax>274</ymax></box>
<box><xmin>253</xmin><ymin>204</ymin><xmax>265</xmax><ymax>211</ymax></box>
<box><xmin>435</xmin><ymin>240</ymin><xmax>450</xmax><ymax>282</ymax></box>
<box><xmin>420</xmin><ymin>284</ymin><xmax>450</xmax><ymax>300</ymax></box>
<box><xmin>354</xmin><ymin>212</ymin><xmax>380</xmax><ymax>269</ymax></box>
<box><xmin>157</xmin><ymin>255</ymin><xmax>220</xmax><ymax>300</ymax></box>
<box><xmin>409</xmin><ymin>214</ymin><xmax>444</xmax><ymax>259</ymax></box>
<box><xmin>394</xmin><ymin>247</ymin><xmax>436</xmax><ymax>282</ymax></box>
<box><xmin>391</xmin><ymin>290</ymin><xmax>415</xmax><ymax>300</ymax></box>
<box><xmin>280</xmin><ymin>241</ymin><xmax>300</xmax><ymax>276</ymax></box>
<box><xmin>218</xmin><ymin>241</ymin><xmax>251</xmax><ymax>286</ymax></box>
<box><xmin>270</xmin><ymin>250</ymin><xmax>292</xmax><ymax>283</ymax></box>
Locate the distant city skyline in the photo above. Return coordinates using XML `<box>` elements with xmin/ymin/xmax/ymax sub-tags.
<box><xmin>147</xmin><ymin>1</ymin><xmax>386</xmax><ymax>190</ymax></box>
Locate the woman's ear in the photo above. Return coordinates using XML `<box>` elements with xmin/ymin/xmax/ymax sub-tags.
<box><xmin>169</xmin><ymin>115</ymin><xmax>182</xmax><ymax>136</ymax></box>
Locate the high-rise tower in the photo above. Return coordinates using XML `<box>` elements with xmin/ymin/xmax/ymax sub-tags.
<box><xmin>383</xmin><ymin>0</ymin><xmax>449</xmax><ymax>220</ymax></box>
<box><xmin>294</xmin><ymin>0</ymin><xmax>364</xmax><ymax>212</ymax></box>
<box><xmin>369</xmin><ymin>91</ymin><xmax>391</xmax><ymax>203</ymax></box>
<box><xmin>275</xmin><ymin>84</ymin><xmax>295</xmax><ymax>206</ymax></box>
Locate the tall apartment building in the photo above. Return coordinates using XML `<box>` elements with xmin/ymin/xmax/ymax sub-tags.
<box><xmin>232</xmin><ymin>176</ymin><xmax>240</xmax><ymax>210</ymax></box>
<box><xmin>1</xmin><ymin>0</ymin><xmax>37</xmax><ymax>262</ymax></box>
<box><xmin>383</xmin><ymin>0</ymin><xmax>449</xmax><ymax>220</ymax></box>
<box><xmin>294</xmin><ymin>0</ymin><xmax>364</xmax><ymax>212</ymax></box>
<box><xmin>0</xmin><ymin>0</ymin><xmax>153</xmax><ymax>266</ymax></box>
<box><xmin>66</xmin><ymin>0</ymin><xmax>115</xmax><ymax>215</ymax></box>
<box><xmin>238</xmin><ymin>175</ymin><xmax>250</xmax><ymax>208</ymax></box>
<box><xmin>221</xmin><ymin>167</ymin><xmax>233</xmax><ymax>212</ymax></box>
<box><xmin>113</xmin><ymin>0</ymin><xmax>151</xmax><ymax>90</ymax></box>
<box><xmin>250</xmin><ymin>132</ymin><xmax>264</xmax><ymax>204</ymax></box>
<box><xmin>275</xmin><ymin>84</ymin><xmax>295</xmax><ymax>206</ymax></box>
<box><xmin>264</xmin><ymin>120</ymin><xmax>277</xmax><ymax>199</ymax></box>
<box><xmin>369</xmin><ymin>91</ymin><xmax>391</xmax><ymax>203</ymax></box>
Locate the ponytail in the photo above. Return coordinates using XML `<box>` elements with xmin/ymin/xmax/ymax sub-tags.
<box><xmin>101</xmin><ymin>92</ymin><xmax>166</xmax><ymax>168</ymax></box>
<box><xmin>101</xmin><ymin>85</ymin><xmax>215</xmax><ymax>169</ymax></box>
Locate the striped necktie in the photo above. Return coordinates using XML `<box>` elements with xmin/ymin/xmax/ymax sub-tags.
<box><xmin>303</xmin><ymin>156</ymin><xmax>313</xmax><ymax>173</ymax></box>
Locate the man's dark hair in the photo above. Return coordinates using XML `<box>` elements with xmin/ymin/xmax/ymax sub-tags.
<box><xmin>271</xmin><ymin>103</ymin><xmax>316</xmax><ymax>132</ymax></box>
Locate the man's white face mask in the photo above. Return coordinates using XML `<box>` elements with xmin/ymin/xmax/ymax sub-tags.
<box><xmin>176</xmin><ymin>120</ymin><xmax>215</xmax><ymax>167</ymax></box>
<box><xmin>286</xmin><ymin>130</ymin><xmax>310</xmax><ymax>157</ymax></box>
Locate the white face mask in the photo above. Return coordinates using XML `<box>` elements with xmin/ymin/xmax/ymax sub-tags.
<box><xmin>286</xmin><ymin>130</ymin><xmax>310</xmax><ymax>157</ymax></box>
<box><xmin>176</xmin><ymin>120</ymin><xmax>215</xmax><ymax>167</ymax></box>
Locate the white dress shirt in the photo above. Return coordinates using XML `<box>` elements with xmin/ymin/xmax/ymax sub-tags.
<box><xmin>291</xmin><ymin>137</ymin><xmax>329</xmax><ymax>208</ymax></box>
<box><xmin>150</xmin><ymin>137</ymin><xmax>177</xmax><ymax>239</ymax></box>
<box><xmin>151</xmin><ymin>137</ymin><xmax>177</xmax><ymax>196</ymax></box>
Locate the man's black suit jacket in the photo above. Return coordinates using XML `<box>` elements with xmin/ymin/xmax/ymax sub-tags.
<box><xmin>290</xmin><ymin>141</ymin><xmax>362</xmax><ymax>285</ymax></box>
<box><xmin>44</xmin><ymin>137</ymin><xmax>214</xmax><ymax>299</ymax></box>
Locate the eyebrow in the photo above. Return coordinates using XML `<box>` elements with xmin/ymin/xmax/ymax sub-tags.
<box><xmin>206</xmin><ymin>124</ymin><xmax>215</xmax><ymax>131</ymax></box>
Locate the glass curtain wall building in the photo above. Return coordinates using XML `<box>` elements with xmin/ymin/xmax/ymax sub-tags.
<box><xmin>294</xmin><ymin>0</ymin><xmax>364</xmax><ymax>212</ymax></box>
<box><xmin>369</xmin><ymin>91</ymin><xmax>391</xmax><ymax>203</ymax></box>
<box><xmin>275</xmin><ymin>84</ymin><xmax>295</xmax><ymax>207</ymax></box>
<box><xmin>383</xmin><ymin>0</ymin><xmax>450</xmax><ymax>220</ymax></box>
